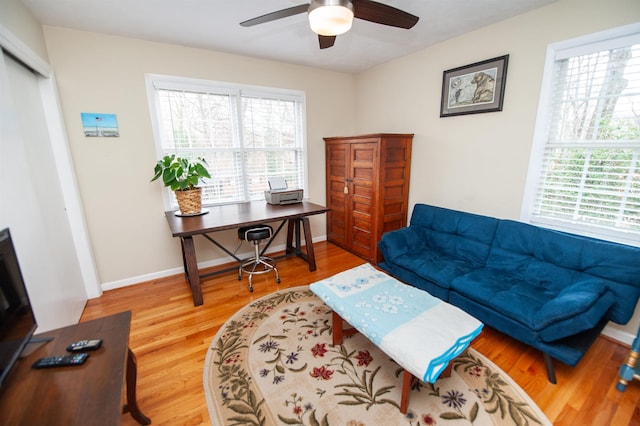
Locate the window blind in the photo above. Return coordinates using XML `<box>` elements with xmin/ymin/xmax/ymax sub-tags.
<box><xmin>150</xmin><ymin>77</ymin><xmax>306</xmax><ymax>207</ymax></box>
<box><xmin>531</xmin><ymin>39</ymin><xmax>640</xmax><ymax>238</ymax></box>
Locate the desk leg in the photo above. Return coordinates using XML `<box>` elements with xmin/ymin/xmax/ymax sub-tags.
<box><xmin>124</xmin><ymin>348</ymin><xmax>151</xmax><ymax>425</ymax></box>
<box><xmin>301</xmin><ymin>217</ymin><xmax>316</xmax><ymax>271</ymax></box>
<box><xmin>286</xmin><ymin>220</ymin><xmax>295</xmax><ymax>255</ymax></box>
<box><xmin>285</xmin><ymin>218</ymin><xmax>317</xmax><ymax>272</ymax></box>
<box><xmin>181</xmin><ymin>236</ymin><xmax>203</xmax><ymax>306</ymax></box>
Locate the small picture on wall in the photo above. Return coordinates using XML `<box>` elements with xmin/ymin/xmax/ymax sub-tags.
<box><xmin>440</xmin><ymin>55</ymin><xmax>509</xmax><ymax>117</ymax></box>
<box><xmin>81</xmin><ymin>113</ymin><xmax>120</xmax><ymax>137</ymax></box>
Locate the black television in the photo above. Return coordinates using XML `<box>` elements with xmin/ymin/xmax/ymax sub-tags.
<box><xmin>0</xmin><ymin>228</ymin><xmax>37</xmax><ymax>389</ymax></box>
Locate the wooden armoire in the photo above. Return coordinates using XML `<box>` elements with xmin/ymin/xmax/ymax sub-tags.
<box><xmin>324</xmin><ymin>133</ymin><xmax>413</xmax><ymax>263</ymax></box>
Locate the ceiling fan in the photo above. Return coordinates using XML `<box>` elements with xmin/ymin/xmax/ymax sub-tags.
<box><xmin>240</xmin><ymin>0</ymin><xmax>419</xmax><ymax>49</ymax></box>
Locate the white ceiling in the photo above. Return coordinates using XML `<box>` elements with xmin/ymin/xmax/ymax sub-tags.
<box><xmin>22</xmin><ymin>0</ymin><xmax>556</xmax><ymax>73</ymax></box>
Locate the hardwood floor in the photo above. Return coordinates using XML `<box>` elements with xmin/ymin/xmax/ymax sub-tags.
<box><xmin>80</xmin><ymin>242</ymin><xmax>640</xmax><ymax>426</ymax></box>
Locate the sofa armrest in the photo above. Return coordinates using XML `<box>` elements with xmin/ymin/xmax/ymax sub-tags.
<box><xmin>379</xmin><ymin>227</ymin><xmax>426</xmax><ymax>263</ymax></box>
<box><xmin>533</xmin><ymin>279</ymin><xmax>609</xmax><ymax>330</ymax></box>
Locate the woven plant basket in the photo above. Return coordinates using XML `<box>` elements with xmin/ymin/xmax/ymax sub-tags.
<box><xmin>175</xmin><ymin>188</ymin><xmax>202</xmax><ymax>215</ymax></box>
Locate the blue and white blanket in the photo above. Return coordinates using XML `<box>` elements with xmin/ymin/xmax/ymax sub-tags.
<box><xmin>310</xmin><ymin>263</ymin><xmax>483</xmax><ymax>383</ymax></box>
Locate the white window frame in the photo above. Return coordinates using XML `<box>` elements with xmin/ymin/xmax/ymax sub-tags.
<box><xmin>145</xmin><ymin>74</ymin><xmax>308</xmax><ymax>211</ymax></box>
<box><xmin>521</xmin><ymin>23</ymin><xmax>640</xmax><ymax>248</ymax></box>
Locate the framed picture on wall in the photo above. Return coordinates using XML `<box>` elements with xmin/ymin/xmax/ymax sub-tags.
<box><xmin>81</xmin><ymin>112</ymin><xmax>120</xmax><ymax>137</ymax></box>
<box><xmin>440</xmin><ymin>55</ymin><xmax>509</xmax><ymax>117</ymax></box>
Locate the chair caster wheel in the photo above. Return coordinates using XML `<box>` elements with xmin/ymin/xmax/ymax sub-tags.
<box><xmin>249</xmin><ymin>286</ymin><xmax>254</xmax><ymax>292</ymax></box>
<box><xmin>276</xmin><ymin>278</ymin><xmax>281</xmax><ymax>283</ymax></box>
<box><xmin>238</xmin><ymin>275</ymin><xmax>242</xmax><ymax>281</ymax></box>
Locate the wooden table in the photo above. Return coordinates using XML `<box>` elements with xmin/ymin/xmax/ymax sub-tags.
<box><xmin>0</xmin><ymin>311</ymin><xmax>150</xmax><ymax>425</ymax></box>
<box><xmin>164</xmin><ymin>201</ymin><xmax>329</xmax><ymax>306</ymax></box>
<box><xmin>310</xmin><ymin>264</ymin><xmax>483</xmax><ymax>414</ymax></box>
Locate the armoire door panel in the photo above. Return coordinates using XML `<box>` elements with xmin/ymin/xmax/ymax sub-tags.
<box><xmin>328</xmin><ymin>184</ymin><xmax>346</xmax><ymax>200</ymax></box>
<box><xmin>328</xmin><ymin>224</ymin><xmax>346</xmax><ymax>245</ymax></box>
<box><xmin>386</xmin><ymin>147</ymin><xmax>409</xmax><ymax>162</ymax></box>
<box><xmin>352</xmin><ymin>184</ymin><xmax>373</xmax><ymax>198</ymax></box>
<box><xmin>383</xmin><ymin>183</ymin><xmax>406</xmax><ymax>199</ymax></box>
<box><xmin>382</xmin><ymin>200</ymin><xmax>404</xmax><ymax>214</ymax></box>
<box><xmin>352</xmin><ymin>145</ymin><xmax>376</xmax><ymax>162</ymax></box>
<box><xmin>352</xmin><ymin>214</ymin><xmax>373</xmax><ymax>233</ymax></box>
<box><xmin>382</xmin><ymin>219</ymin><xmax>404</xmax><ymax>233</ymax></box>
<box><xmin>351</xmin><ymin>228</ymin><xmax>374</xmax><ymax>258</ymax></box>
<box><xmin>385</xmin><ymin>165</ymin><xmax>407</xmax><ymax>180</ymax></box>
<box><xmin>353</xmin><ymin>168</ymin><xmax>374</xmax><ymax>181</ymax></box>
<box><xmin>352</xmin><ymin>200</ymin><xmax>373</xmax><ymax>216</ymax></box>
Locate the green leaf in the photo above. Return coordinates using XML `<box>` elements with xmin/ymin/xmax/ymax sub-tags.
<box><xmin>309</xmin><ymin>410</ymin><xmax>320</xmax><ymax>426</ymax></box>
<box><xmin>470</xmin><ymin>402</ymin><xmax>479</xmax><ymax>422</ymax></box>
<box><xmin>228</xmin><ymin>416</ymin><xmax>259</xmax><ymax>426</ymax></box>
<box><xmin>276</xmin><ymin>415</ymin><xmax>302</xmax><ymax>425</ymax></box>
<box><xmin>195</xmin><ymin>162</ymin><xmax>211</xmax><ymax>178</ymax></box>
<box><xmin>440</xmin><ymin>412</ymin><xmax>465</xmax><ymax>420</ymax></box>
<box><xmin>228</xmin><ymin>403</ymin><xmax>254</xmax><ymax>414</ymax></box>
<box><xmin>374</xmin><ymin>385</ymin><xmax>394</xmax><ymax>396</ymax></box>
<box><xmin>289</xmin><ymin>363</ymin><xmax>308</xmax><ymax>372</ymax></box>
<box><xmin>321</xmin><ymin>414</ymin><xmax>330</xmax><ymax>426</ymax></box>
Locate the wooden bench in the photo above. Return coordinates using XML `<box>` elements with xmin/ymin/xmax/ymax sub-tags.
<box><xmin>310</xmin><ymin>263</ymin><xmax>483</xmax><ymax>413</ymax></box>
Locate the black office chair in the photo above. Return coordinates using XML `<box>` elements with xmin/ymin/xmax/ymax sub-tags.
<box><xmin>237</xmin><ymin>225</ymin><xmax>280</xmax><ymax>292</ymax></box>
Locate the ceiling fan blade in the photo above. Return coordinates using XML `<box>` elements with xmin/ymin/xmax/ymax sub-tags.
<box><xmin>319</xmin><ymin>35</ymin><xmax>336</xmax><ymax>49</ymax></box>
<box><xmin>352</xmin><ymin>0</ymin><xmax>419</xmax><ymax>29</ymax></box>
<box><xmin>240</xmin><ymin>4</ymin><xmax>310</xmax><ymax>27</ymax></box>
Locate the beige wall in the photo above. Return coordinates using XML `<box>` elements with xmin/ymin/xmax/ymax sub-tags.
<box><xmin>354</xmin><ymin>0</ymin><xmax>640</xmax><ymax>337</ymax></box>
<box><xmin>0</xmin><ymin>0</ymin><xmax>48</xmax><ymax>61</ymax></box>
<box><xmin>42</xmin><ymin>27</ymin><xmax>356</xmax><ymax>287</ymax></box>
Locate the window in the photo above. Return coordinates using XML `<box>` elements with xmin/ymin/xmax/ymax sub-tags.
<box><xmin>146</xmin><ymin>75</ymin><xmax>307</xmax><ymax>209</ymax></box>
<box><xmin>523</xmin><ymin>25</ymin><xmax>640</xmax><ymax>246</ymax></box>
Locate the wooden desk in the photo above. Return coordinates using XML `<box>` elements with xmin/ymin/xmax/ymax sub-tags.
<box><xmin>165</xmin><ymin>201</ymin><xmax>329</xmax><ymax>306</ymax></box>
<box><xmin>0</xmin><ymin>311</ymin><xmax>150</xmax><ymax>425</ymax></box>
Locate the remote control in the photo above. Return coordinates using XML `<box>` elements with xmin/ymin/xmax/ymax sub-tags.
<box><xmin>66</xmin><ymin>339</ymin><xmax>103</xmax><ymax>352</ymax></box>
<box><xmin>32</xmin><ymin>353</ymin><xmax>89</xmax><ymax>369</ymax></box>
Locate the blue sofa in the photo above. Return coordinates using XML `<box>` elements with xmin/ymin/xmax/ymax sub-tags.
<box><xmin>378</xmin><ymin>204</ymin><xmax>640</xmax><ymax>383</ymax></box>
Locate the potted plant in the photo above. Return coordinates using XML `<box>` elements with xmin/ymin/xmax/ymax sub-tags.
<box><xmin>151</xmin><ymin>154</ymin><xmax>211</xmax><ymax>214</ymax></box>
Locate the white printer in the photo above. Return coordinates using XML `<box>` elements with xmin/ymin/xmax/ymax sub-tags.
<box><xmin>264</xmin><ymin>177</ymin><xmax>303</xmax><ymax>205</ymax></box>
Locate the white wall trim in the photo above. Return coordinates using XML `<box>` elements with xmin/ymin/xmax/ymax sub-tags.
<box><xmin>0</xmin><ymin>24</ymin><xmax>50</xmax><ymax>77</ymax></box>
<box><xmin>603</xmin><ymin>325</ymin><xmax>634</xmax><ymax>347</ymax></box>
<box><xmin>39</xmin><ymin>74</ymin><xmax>102</xmax><ymax>298</ymax></box>
<box><xmin>102</xmin><ymin>235</ymin><xmax>327</xmax><ymax>291</ymax></box>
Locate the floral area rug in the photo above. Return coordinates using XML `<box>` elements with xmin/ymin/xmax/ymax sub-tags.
<box><xmin>204</xmin><ymin>286</ymin><xmax>551</xmax><ymax>426</ymax></box>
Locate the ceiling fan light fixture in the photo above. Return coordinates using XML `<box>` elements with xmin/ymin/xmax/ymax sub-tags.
<box><xmin>308</xmin><ymin>0</ymin><xmax>354</xmax><ymax>36</ymax></box>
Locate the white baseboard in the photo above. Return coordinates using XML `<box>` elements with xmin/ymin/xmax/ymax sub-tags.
<box><xmin>100</xmin><ymin>236</ymin><xmax>326</xmax><ymax>293</ymax></box>
<box><xmin>100</xmin><ymin>247</ymin><xmax>271</xmax><ymax>292</ymax></box>
<box><xmin>602</xmin><ymin>325</ymin><xmax>634</xmax><ymax>346</ymax></box>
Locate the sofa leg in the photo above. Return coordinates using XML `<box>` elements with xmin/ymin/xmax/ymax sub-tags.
<box><xmin>543</xmin><ymin>353</ymin><xmax>557</xmax><ymax>384</ymax></box>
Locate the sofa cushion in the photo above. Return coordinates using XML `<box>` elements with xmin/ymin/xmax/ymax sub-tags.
<box><xmin>486</xmin><ymin>221</ymin><xmax>580</xmax><ymax>292</ymax></box>
<box><xmin>409</xmin><ymin>204</ymin><xmax>498</xmax><ymax>265</ymax></box>
<box><xmin>392</xmin><ymin>251</ymin><xmax>479</xmax><ymax>291</ymax></box>
<box><xmin>533</xmin><ymin>279</ymin><xmax>608</xmax><ymax>330</ymax></box>
<box><xmin>451</xmin><ymin>270</ymin><xmax>615</xmax><ymax>340</ymax></box>
<box><xmin>378</xmin><ymin>227</ymin><xmax>427</xmax><ymax>263</ymax></box>
<box><xmin>487</xmin><ymin>220</ymin><xmax>640</xmax><ymax>324</ymax></box>
<box><xmin>451</xmin><ymin>269</ymin><xmax>552</xmax><ymax>330</ymax></box>
<box><xmin>378</xmin><ymin>261</ymin><xmax>451</xmax><ymax>301</ymax></box>
<box><xmin>536</xmin><ymin>291</ymin><xmax>617</xmax><ymax>342</ymax></box>
<box><xmin>566</xmin><ymin>234</ymin><xmax>640</xmax><ymax>324</ymax></box>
